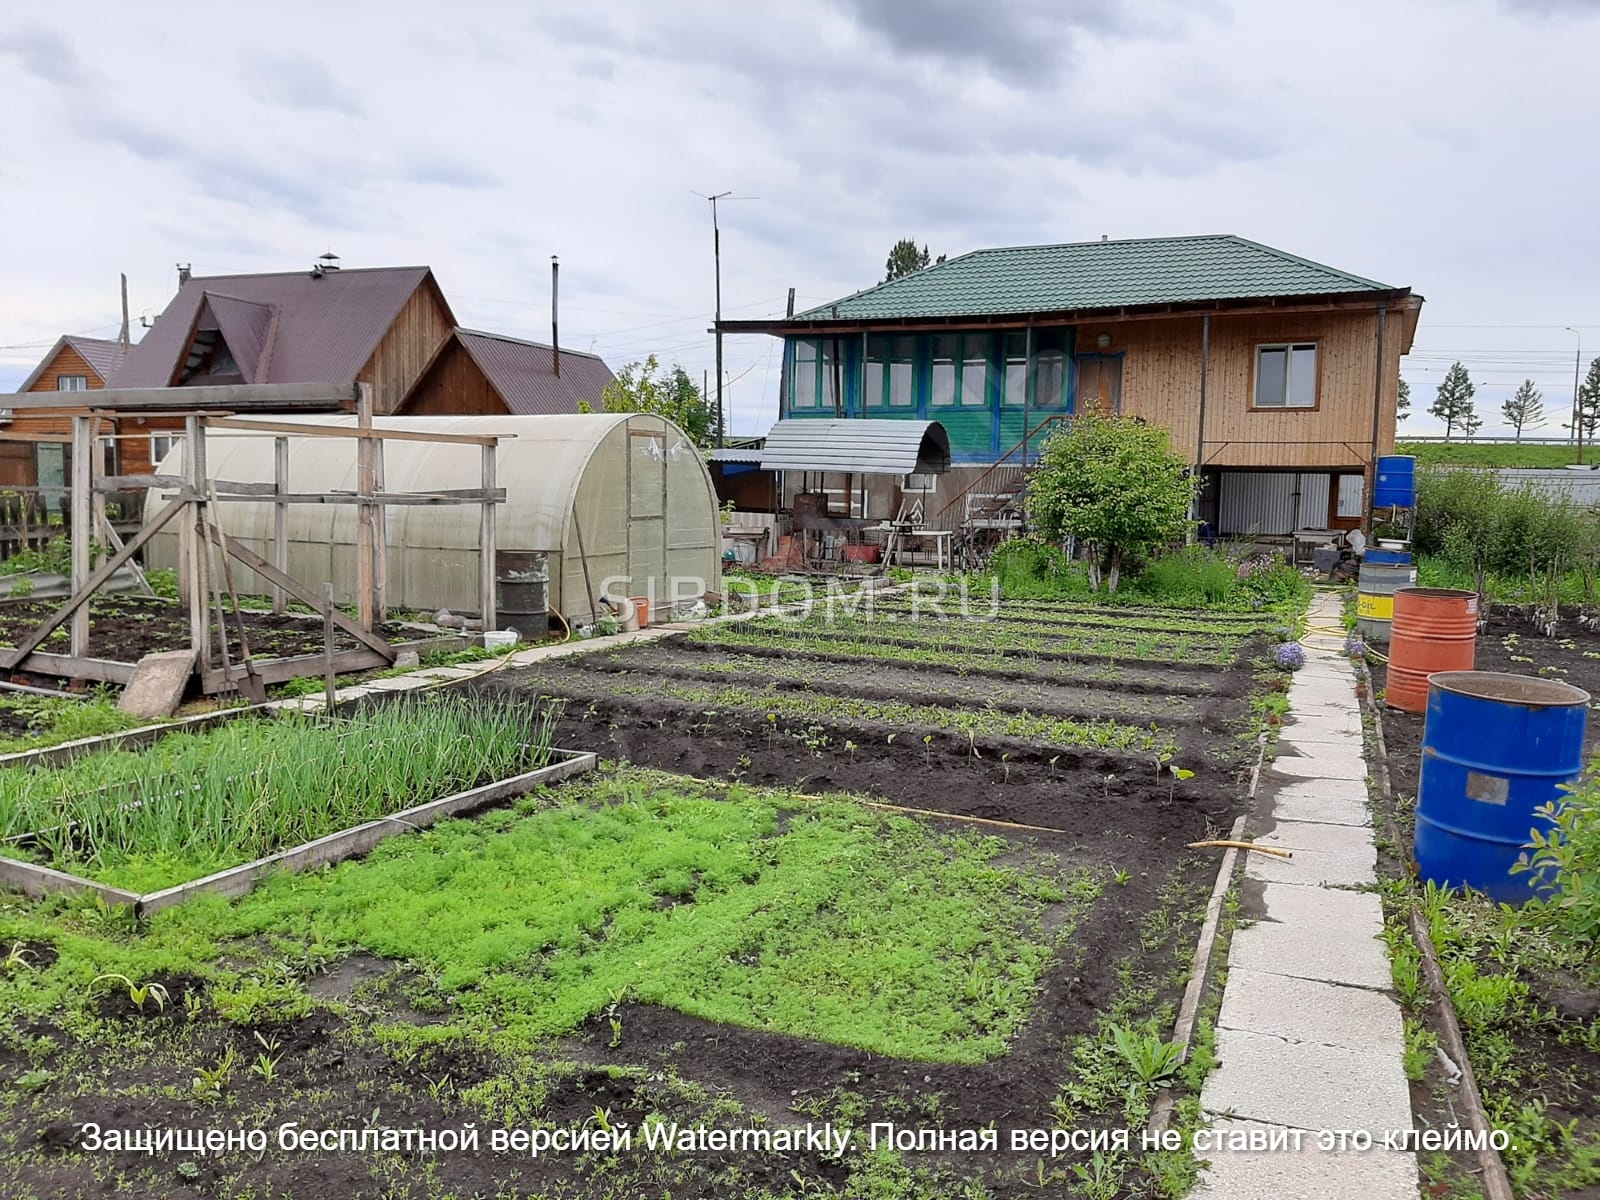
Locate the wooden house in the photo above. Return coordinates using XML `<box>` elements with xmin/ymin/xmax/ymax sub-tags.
<box><xmin>6</xmin><ymin>265</ymin><xmax>612</xmax><ymax>513</ymax></box>
<box><xmin>1</xmin><ymin>335</ymin><xmax>127</xmax><ymax>493</ymax></box>
<box><xmin>718</xmin><ymin>235</ymin><xmax>1423</xmax><ymax>538</ymax></box>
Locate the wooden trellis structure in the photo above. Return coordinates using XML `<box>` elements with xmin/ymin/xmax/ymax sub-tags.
<box><xmin>0</xmin><ymin>383</ymin><xmax>508</xmax><ymax>697</ymax></box>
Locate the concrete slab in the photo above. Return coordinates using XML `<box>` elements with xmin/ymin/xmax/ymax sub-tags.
<box><xmin>1288</xmin><ymin>684</ymin><xmax>1360</xmax><ymax>709</ymax></box>
<box><xmin>1265</xmin><ymin>776</ymin><xmax>1369</xmax><ymax>803</ymax></box>
<box><xmin>1283</xmin><ymin>704</ymin><xmax>1363</xmax><ymax>727</ymax></box>
<box><xmin>1203</xmin><ymin>1027</ymin><xmax>1413</xmax><ymax>1133</ymax></box>
<box><xmin>1248</xmin><ymin>879</ymin><xmax>1383</xmax><ymax>928</ymax></box>
<box><xmin>1217</xmin><ymin>968</ymin><xmax>1404</xmax><ymax>1052</ymax></box>
<box><xmin>1228</xmin><ymin>916</ymin><xmax>1392</xmax><ymax>990</ymax></box>
<box><xmin>117</xmin><ymin>649</ymin><xmax>196</xmax><ymax>719</ymax></box>
<box><xmin>418</xmin><ymin>665</ymin><xmax>481</xmax><ymax>679</ymax></box>
<box><xmin>1254</xmin><ymin>820</ymin><xmax>1375</xmax><ymax>856</ymax></box>
<box><xmin>1277</xmin><ymin>730</ymin><xmax>1364</xmax><ymax>754</ymax></box>
<box><xmin>364</xmin><ymin>676</ymin><xmax>431</xmax><ymax>692</ymax></box>
<box><xmin>1246</xmin><ymin>844</ymin><xmax>1375</xmax><ymax>887</ymax></box>
<box><xmin>1266</xmin><ymin>791</ymin><xmax>1371</xmax><ymax>826</ymax></box>
<box><xmin>1266</xmin><ymin>753</ymin><xmax>1368</xmax><ymax>782</ymax></box>
<box><xmin>1191</xmin><ymin>1119</ymin><xmax>1420</xmax><ymax>1200</ymax></box>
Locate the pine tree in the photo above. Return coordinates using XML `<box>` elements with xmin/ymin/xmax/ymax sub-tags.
<box><xmin>1577</xmin><ymin>358</ymin><xmax>1600</xmax><ymax>442</ymax></box>
<box><xmin>883</xmin><ymin>239</ymin><xmax>946</xmax><ymax>282</ymax></box>
<box><xmin>1429</xmin><ymin>362</ymin><xmax>1477</xmax><ymax>441</ymax></box>
<box><xmin>1501</xmin><ymin>380</ymin><xmax>1545</xmax><ymax>442</ymax></box>
<box><xmin>1396</xmin><ymin>378</ymin><xmax>1411</xmax><ymax>423</ymax></box>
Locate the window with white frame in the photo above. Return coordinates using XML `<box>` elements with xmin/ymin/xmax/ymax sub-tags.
<box><xmin>863</xmin><ymin>335</ymin><xmax>915</xmax><ymax>409</ymax></box>
<box><xmin>151</xmin><ymin>433</ymin><xmax>182</xmax><ymax>467</ymax></box>
<box><xmin>790</xmin><ymin>339</ymin><xmax>820</xmax><ymax>409</ymax></box>
<box><xmin>1254</xmin><ymin>343</ymin><xmax>1318</xmax><ymax>409</ymax></box>
<box><xmin>57</xmin><ymin>375</ymin><xmax>88</xmax><ymax>391</ymax></box>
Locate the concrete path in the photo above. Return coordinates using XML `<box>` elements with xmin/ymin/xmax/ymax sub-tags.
<box><xmin>1193</xmin><ymin>592</ymin><xmax>1418</xmax><ymax>1198</ymax></box>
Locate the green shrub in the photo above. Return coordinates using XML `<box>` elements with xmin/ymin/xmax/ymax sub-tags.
<box><xmin>1415</xmin><ymin>466</ymin><xmax>1594</xmax><ymax>582</ymax></box>
<box><xmin>988</xmin><ymin>537</ymin><xmax>1093</xmax><ymax>601</ymax></box>
<box><xmin>1513</xmin><ymin>783</ymin><xmax>1600</xmax><ymax>957</ymax></box>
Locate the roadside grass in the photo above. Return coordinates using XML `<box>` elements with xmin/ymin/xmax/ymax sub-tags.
<box><xmin>0</xmin><ymin>770</ymin><xmax>1093</xmax><ymax>1065</ymax></box>
<box><xmin>1400</xmin><ymin>441</ymin><xmax>1589</xmax><ymax>469</ymax></box>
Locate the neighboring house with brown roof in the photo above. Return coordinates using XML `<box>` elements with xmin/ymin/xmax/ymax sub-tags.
<box><xmin>399</xmin><ymin>329</ymin><xmax>614</xmax><ymax>416</ymax></box>
<box><xmin>4</xmin><ymin>265</ymin><xmax>613</xmax><ymax>511</ymax></box>
<box><xmin>1</xmin><ymin>335</ymin><xmax>129</xmax><ymax>494</ymax></box>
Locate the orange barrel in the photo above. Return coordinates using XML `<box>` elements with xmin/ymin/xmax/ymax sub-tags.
<box><xmin>1385</xmin><ymin>587</ymin><xmax>1478</xmax><ymax>713</ymax></box>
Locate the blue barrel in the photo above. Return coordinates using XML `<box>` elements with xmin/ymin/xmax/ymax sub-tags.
<box><xmin>1373</xmin><ymin>455</ymin><xmax>1417</xmax><ymax>509</ymax></box>
<box><xmin>1365</xmin><ymin>548</ymin><xmax>1412</xmax><ymax>566</ymax></box>
<box><xmin>1415</xmin><ymin>671</ymin><xmax>1590</xmax><ymax>904</ymax></box>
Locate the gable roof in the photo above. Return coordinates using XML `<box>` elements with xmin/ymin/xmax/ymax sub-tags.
<box><xmin>430</xmin><ymin>329</ymin><xmax>615</xmax><ymax>416</ymax></box>
<box><xmin>787</xmin><ymin>235</ymin><xmax>1404</xmax><ymax>324</ymax></box>
<box><xmin>111</xmin><ymin>266</ymin><xmax>449</xmax><ymax>388</ymax></box>
<box><xmin>14</xmin><ymin>335</ymin><xmax>128</xmax><ymax>392</ymax></box>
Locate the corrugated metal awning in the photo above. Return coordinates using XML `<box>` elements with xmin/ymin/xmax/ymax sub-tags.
<box><xmin>757</xmin><ymin>419</ymin><xmax>950</xmax><ymax>476</ymax></box>
<box><xmin>706</xmin><ymin>447</ymin><xmax>764</xmax><ymax>465</ymax></box>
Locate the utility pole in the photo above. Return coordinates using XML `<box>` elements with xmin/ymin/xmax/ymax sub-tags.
<box><xmin>1568</xmin><ymin>327</ymin><xmax>1583</xmax><ymax>465</ymax></box>
<box><xmin>696</xmin><ymin>190</ymin><xmax>757</xmax><ymax>448</ymax></box>
<box><xmin>118</xmin><ymin>273</ymin><xmax>130</xmax><ymax>350</ymax></box>
<box><xmin>707</xmin><ymin>191</ymin><xmax>730</xmax><ymax>447</ymax></box>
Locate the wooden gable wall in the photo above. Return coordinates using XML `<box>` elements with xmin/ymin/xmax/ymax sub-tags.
<box><xmin>399</xmin><ymin>339</ymin><xmax>509</xmax><ymax>416</ymax></box>
<box><xmin>359</xmin><ymin>278</ymin><xmax>455</xmax><ymax>415</ymax></box>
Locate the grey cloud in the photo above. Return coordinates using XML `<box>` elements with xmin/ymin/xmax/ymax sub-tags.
<box><xmin>0</xmin><ymin>24</ymin><xmax>85</xmax><ymax>86</ymax></box>
<box><xmin>834</xmin><ymin>0</ymin><xmax>1116</xmax><ymax>82</ymax></box>
<box><xmin>245</xmin><ymin>50</ymin><xmax>365</xmax><ymax>118</ymax></box>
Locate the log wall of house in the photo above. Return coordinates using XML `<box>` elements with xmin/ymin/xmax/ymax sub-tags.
<box><xmin>400</xmin><ymin>340</ymin><xmax>507</xmax><ymax>415</ymax></box>
<box><xmin>1098</xmin><ymin>306</ymin><xmax>1401</xmax><ymax>470</ymax></box>
<box><xmin>359</xmin><ymin>281</ymin><xmax>455</xmax><ymax>415</ymax></box>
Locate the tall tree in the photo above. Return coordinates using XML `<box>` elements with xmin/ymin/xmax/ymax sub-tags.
<box><xmin>1502</xmin><ymin>380</ymin><xmax>1545</xmax><ymax>442</ymax></box>
<box><xmin>1577</xmin><ymin>357</ymin><xmax>1600</xmax><ymax>442</ymax></box>
<box><xmin>883</xmin><ymin>238</ymin><xmax>945</xmax><ymax>282</ymax></box>
<box><xmin>580</xmin><ymin>354</ymin><xmax>713</xmax><ymax>446</ymax></box>
<box><xmin>1396</xmin><ymin>378</ymin><xmax>1411</xmax><ymax>423</ymax></box>
<box><xmin>1429</xmin><ymin>362</ymin><xmax>1478</xmax><ymax>441</ymax></box>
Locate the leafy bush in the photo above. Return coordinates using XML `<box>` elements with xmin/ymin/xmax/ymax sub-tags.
<box><xmin>988</xmin><ymin>537</ymin><xmax>1094</xmax><ymax>601</ymax></box>
<box><xmin>1138</xmin><ymin>546</ymin><xmax>1236</xmax><ymax>605</ymax></box>
<box><xmin>1030</xmin><ymin>414</ymin><xmax>1196</xmax><ymax>593</ymax></box>
<box><xmin>1415</xmin><ymin>466</ymin><xmax>1595</xmax><ymax>581</ymax></box>
<box><xmin>1513</xmin><ymin>784</ymin><xmax>1600</xmax><ymax>956</ymax></box>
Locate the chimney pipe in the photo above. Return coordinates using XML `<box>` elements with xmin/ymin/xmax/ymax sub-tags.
<box><xmin>551</xmin><ymin>255</ymin><xmax>561</xmax><ymax>378</ymax></box>
<box><xmin>177</xmin><ymin>263</ymin><xmax>192</xmax><ymax>285</ymax></box>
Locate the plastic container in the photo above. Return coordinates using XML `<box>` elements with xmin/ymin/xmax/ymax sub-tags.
<box><xmin>1415</xmin><ymin>671</ymin><xmax>1589</xmax><ymax>903</ymax></box>
<box><xmin>629</xmin><ymin>596</ymin><xmax>651</xmax><ymax>628</ymax></box>
<box><xmin>1355</xmin><ymin>562</ymin><xmax>1417</xmax><ymax>645</ymax></box>
<box><xmin>1374</xmin><ymin>455</ymin><xmax>1417</xmax><ymax>509</ymax></box>
<box><xmin>1386</xmin><ymin>587</ymin><xmax>1478</xmax><ymax>713</ymax></box>
<box><xmin>483</xmin><ymin>630</ymin><xmax>518</xmax><ymax>652</ymax></box>
<box><xmin>1365</xmin><ymin>548</ymin><xmax>1413</xmax><ymax>566</ymax></box>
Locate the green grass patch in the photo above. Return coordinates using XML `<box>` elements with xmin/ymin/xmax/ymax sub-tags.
<box><xmin>2</xmin><ymin>772</ymin><xmax>1093</xmax><ymax>1064</ymax></box>
<box><xmin>1401</xmin><ymin>441</ymin><xmax>1589</xmax><ymax>469</ymax></box>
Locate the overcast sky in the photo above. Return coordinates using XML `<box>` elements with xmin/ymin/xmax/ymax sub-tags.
<box><xmin>3</xmin><ymin>0</ymin><xmax>1598</xmax><ymax>439</ymax></box>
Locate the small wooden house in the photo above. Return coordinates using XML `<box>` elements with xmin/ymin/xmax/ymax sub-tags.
<box><xmin>1</xmin><ymin>335</ymin><xmax>127</xmax><ymax>492</ymax></box>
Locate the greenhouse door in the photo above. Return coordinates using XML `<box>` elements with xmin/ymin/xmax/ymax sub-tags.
<box><xmin>627</xmin><ymin>426</ymin><xmax>669</xmax><ymax>602</ymax></box>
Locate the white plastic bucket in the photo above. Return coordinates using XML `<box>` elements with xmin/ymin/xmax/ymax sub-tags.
<box><xmin>483</xmin><ymin>630</ymin><xmax>518</xmax><ymax>652</ymax></box>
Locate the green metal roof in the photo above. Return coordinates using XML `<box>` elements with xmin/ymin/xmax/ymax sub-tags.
<box><xmin>796</xmin><ymin>235</ymin><xmax>1400</xmax><ymax>322</ymax></box>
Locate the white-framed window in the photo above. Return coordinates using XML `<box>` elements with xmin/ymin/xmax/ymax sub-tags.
<box><xmin>790</xmin><ymin>338</ymin><xmax>820</xmax><ymax>409</ymax></box>
<box><xmin>57</xmin><ymin>375</ymin><xmax>88</xmax><ymax>392</ymax></box>
<box><xmin>863</xmin><ymin>335</ymin><xmax>915</xmax><ymax>409</ymax></box>
<box><xmin>151</xmin><ymin>434</ymin><xmax>181</xmax><ymax>467</ymax></box>
<box><xmin>1254</xmin><ymin>343</ymin><xmax>1318</xmax><ymax>409</ymax></box>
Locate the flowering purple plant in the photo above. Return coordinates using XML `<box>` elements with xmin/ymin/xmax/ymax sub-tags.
<box><xmin>1344</xmin><ymin>634</ymin><xmax>1367</xmax><ymax>660</ymax></box>
<box><xmin>1273</xmin><ymin>642</ymin><xmax>1306</xmax><ymax>671</ymax></box>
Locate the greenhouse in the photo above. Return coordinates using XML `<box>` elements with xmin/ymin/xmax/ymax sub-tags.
<box><xmin>145</xmin><ymin>413</ymin><xmax>722</xmax><ymax>622</ymax></box>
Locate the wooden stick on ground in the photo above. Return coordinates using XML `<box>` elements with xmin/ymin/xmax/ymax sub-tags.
<box><xmin>1187</xmin><ymin>839</ymin><xmax>1294</xmax><ymax>859</ymax></box>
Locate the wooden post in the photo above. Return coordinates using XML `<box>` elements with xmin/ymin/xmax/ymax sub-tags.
<box><xmin>69</xmin><ymin>416</ymin><xmax>92</xmax><ymax>660</ymax></box>
<box><xmin>186</xmin><ymin>415</ymin><xmax>209</xmax><ymax>672</ymax></box>
<box><xmin>480</xmin><ymin>442</ymin><xmax>497</xmax><ymax>632</ymax></box>
<box><xmin>323</xmin><ymin>581</ymin><xmax>336</xmax><ymax>711</ymax></box>
<box><xmin>272</xmin><ymin>436</ymin><xmax>288</xmax><ymax>614</ymax></box>
<box><xmin>89</xmin><ymin>418</ymin><xmax>108</xmax><ymax>574</ymax></box>
<box><xmin>356</xmin><ymin>383</ymin><xmax>375</xmax><ymax>632</ymax></box>
<box><xmin>373</xmin><ymin>430</ymin><xmax>388</xmax><ymax>622</ymax></box>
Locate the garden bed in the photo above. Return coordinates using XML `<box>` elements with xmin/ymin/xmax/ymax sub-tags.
<box><xmin>0</xmin><ymin>594</ymin><xmax>429</xmax><ymax>666</ymax></box>
<box><xmin>1376</xmin><ymin>606</ymin><xmax>1600</xmax><ymax>1197</ymax></box>
<box><xmin>0</xmin><ymin>697</ymin><xmax>581</xmax><ymax>904</ymax></box>
<box><xmin>0</xmin><ymin>598</ymin><xmax>1279</xmax><ymax>1198</ymax></box>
